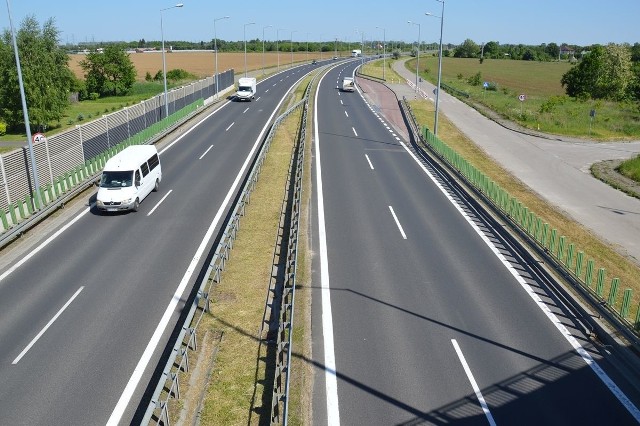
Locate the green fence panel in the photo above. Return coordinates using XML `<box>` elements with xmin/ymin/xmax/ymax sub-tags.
<box><xmin>596</xmin><ymin>268</ymin><xmax>606</xmax><ymax>298</ymax></box>
<box><xmin>550</xmin><ymin>229</ymin><xmax>558</xmax><ymax>255</ymax></box>
<box><xmin>557</xmin><ymin>236</ymin><xmax>566</xmax><ymax>262</ymax></box>
<box><xmin>575</xmin><ymin>251</ymin><xmax>584</xmax><ymax>280</ymax></box>
<box><xmin>620</xmin><ymin>289</ymin><xmax>632</xmax><ymax>319</ymax></box>
<box><xmin>66</xmin><ymin>173</ymin><xmax>73</xmax><ymax>191</ymax></box>
<box><xmin>635</xmin><ymin>305</ymin><xmax>640</xmax><ymax>331</ymax></box>
<box><xmin>25</xmin><ymin>195</ymin><xmax>34</xmax><ymax>215</ymax></box>
<box><xmin>17</xmin><ymin>200</ymin><xmax>26</xmax><ymax>219</ymax></box>
<box><xmin>0</xmin><ymin>208</ymin><xmax>8</xmax><ymax>230</ymax></box>
<box><xmin>607</xmin><ymin>278</ymin><xmax>620</xmax><ymax>307</ymax></box>
<box><xmin>9</xmin><ymin>203</ymin><xmax>17</xmax><ymax>224</ymax></box>
<box><xmin>566</xmin><ymin>243</ymin><xmax>575</xmax><ymax>269</ymax></box>
<box><xmin>585</xmin><ymin>260</ymin><xmax>594</xmax><ymax>288</ymax></box>
<box><xmin>527</xmin><ymin>212</ymin><xmax>536</xmax><ymax>236</ymax></box>
<box><xmin>542</xmin><ymin>223</ymin><xmax>550</xmax><ymax>248</ymax></box>
<box><xmin>46</xmin><ymin>184</ymin><xmax>54</xmax><ymax>202</ymax></box>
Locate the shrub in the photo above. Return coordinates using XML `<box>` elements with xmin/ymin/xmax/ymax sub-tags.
<box><xmin>0</xmin><ymin>121</ymin><xmax>6</xmax><ymax>136</ymax></box>
<box><xmin>89</xmin><ymin>92</ymin><xmax>100</xmax><ymax>100</ymax></box>
<box><xmin>153</xmin><ymin>70</ymin><xmax>163</xmax><ymax>81</ymax></box>
<box><xmin>145</xmin><ymin>71</ymin><xmax>153</xmax><ymax>82</ymax></box>
<box><xmin>77</xmin><ymin>114</ymin><xmax>84</xmax><ymax>121</ymax></box>
<box><xmin>467</xmin><ymin>71</ymin><xmax>482</xmax><ymax>86</ymax></box>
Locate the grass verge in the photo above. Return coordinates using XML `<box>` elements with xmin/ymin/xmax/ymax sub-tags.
<box><xmin>175</xmin><ymin>73</ymin><xmax>315</xmax><ymax>425</ymax></box>
<box><xmin>359</xmin><ymin>58</ymin><xmax>403</xmax><ymax>83</ymax></box>
<box><xmin>409</xmin><ymin>98</ymin><xmax>640</xmax><ymax>321</ymax></box>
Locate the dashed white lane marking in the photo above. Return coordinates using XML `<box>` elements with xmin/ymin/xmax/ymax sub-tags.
<box><xmin>365</xmin><ymin>154</ymin><xmax>374</xmax><ymax>170</ymax></box>
<box><xmin>147</xmin><ymin>190</ymin><xmax>172</xmax><ymax>216</ymax></box>
<box><xmin>352</xmin><ymin>127</ymin><xmax>358</xmax><ymax>137</ymax></box>
<box><xmin>388</xmin><ymin>206</ymin><xmax>407</xmax><ymax>239</ymax></box>
<box><xmin>225</xmin><ymin>122</ymin><xmax>234</xmax><ymax>131</ymax></box>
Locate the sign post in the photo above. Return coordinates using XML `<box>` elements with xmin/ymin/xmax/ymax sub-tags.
<box><xmin>518</xmin><ymin>93</ymin><xmax>526</xmax><ymax>116</ymax></box>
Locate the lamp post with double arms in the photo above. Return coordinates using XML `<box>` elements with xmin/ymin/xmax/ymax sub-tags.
<box><xmin>161</xmin><ymin>3</ymin><xmax>184</xmax><ymax>118</ymax></box>
<box><xmin>214</xmin><ymin>15</ymin><xmax>229</xmax><ymax>100</ymax></box>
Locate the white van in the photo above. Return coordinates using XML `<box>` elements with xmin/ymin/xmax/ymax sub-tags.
<box><xmin>96</xmin><ymin>145</ymin><xmax>162</xmax><ymax>212</ymax></box>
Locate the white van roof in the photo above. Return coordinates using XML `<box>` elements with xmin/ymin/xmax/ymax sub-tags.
<box><xmin>103</xmin><ymin>145</ymin><xmax>158</xmax><ymax>172</ymax></box>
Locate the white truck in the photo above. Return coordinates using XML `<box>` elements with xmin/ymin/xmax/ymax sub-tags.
<box><xmin>351</xmin><ymin>49</ymin><xmax>361</xmax><ymax>57</ymax></box>
<box><xmin>236</xmin><ymin>77</ymin><xmax>257</xmax><ymax>101</ymax></box>
<box><xmin>342</xmin><ymin>76</ymin><xmax>355</xmax><ymax>92</ymax></box>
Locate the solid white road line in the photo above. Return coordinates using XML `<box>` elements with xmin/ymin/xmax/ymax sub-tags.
<box><xmin>199</xmin><ymin>145</ymin><xmax>214</xmax><ymax>160</ymax></box>
<box><xmin>243</xmin><ymin>107</ymin><xmax>249</xmax><ymax>114</ymax></box>
<box><xmin>147</xmin><ymin>190</ymin><xmax>172</xmax><ymax>217</ymax></box>
<box><xmin>352</xmin><ymin>127</ymin><xmax>358</xmax><ymax>137</ymax></box>
<box><xmin>451</xmin><ymin>339</ymin><xmax>496</xmax><ymax>426</ymax></box>
<box><xmin>225</xmin><ymin>122</ymin><xmax>235</xmax><ymax>132</ymax></box>
<box><xmin>13</xmin><ymin>287</ymin><xmax>84</xmax><ymax>364</ymax></box>
<box><xmin>400</xmin><ymin>135</ymin><xmax>640</xmax><ymax>422</ymax></box>
<box><xmin>365</xmin><ymin>154</ymin><xmax>374</xmax><ymax>170</ymax></box>
<box><xmin>388</xmin><ymin>206</ymin><xmax>407</xmax><ymax>239</ymax></box>
<box><xmin>106</xmin><ymin>68</ymin><xmax>310</xmax><ymax>426</ymax></box>
<box><xmin>315</xmin><ymin>68</ymin><xmax>341</xmax><ymax>426</ymax></box>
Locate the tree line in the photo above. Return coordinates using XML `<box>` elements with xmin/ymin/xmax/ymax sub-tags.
<box><xmin>1</xmin><ymin>16</ymin><xmax>638</xmax><ymax>135</ymax></box>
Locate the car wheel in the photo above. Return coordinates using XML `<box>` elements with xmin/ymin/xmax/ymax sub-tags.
<box><xmin>154</xmin><ymin>179</ymin><xmax>159</xmax><ymax>192</ymax></box>
<box><xmin>133</xmin><ymin>198</ymin><xmax>140</xmax><ymax>212</ymax></box>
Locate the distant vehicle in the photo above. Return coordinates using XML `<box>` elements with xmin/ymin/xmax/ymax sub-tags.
<box><xmin>342</xmin><ymin>76</ymin><xmax>355</xmax><ymax>92</ymax></box>
<box><xmin>333</xmin><ymin>56</ymin><xmax>338</xmax><ymax>60</ymax></box>
<box><xmin>312</xmin><ymin>59</ymin><xmax>317</xmax><ymax>64</ymax></box>
<box><xmin>236</xmin><ymin>77</ymin><xmax>256</xmax><ymax>101</ymax></box>
<box><xmin>351</xmin><ymin>49</ymin><xmax>361</xmax><ymax>57</ymax></box>
<box><xmin>96</xmin><ymin>145</ymin><xmax>161</xmax><ymax>213</ymax></box>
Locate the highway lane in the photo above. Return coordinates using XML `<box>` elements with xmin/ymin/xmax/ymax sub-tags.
<box><xmin>0</xmin><ymin>61</ymin><xmax>322</xmax><ymax>425</ymax></box>
<box><xmin>312</xmin><ymin>61</ymin><xmax>640</xmax><ymax>424</ymax></box>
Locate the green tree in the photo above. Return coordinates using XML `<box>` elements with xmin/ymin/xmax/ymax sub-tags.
<box><xmin>561</xmin><ymin>44</ymin><xmax>633</xmax><ymax>101</ymax></box>
<box><xmin>454</xmin><ymin>39</ymin><xmax>479</xmax><ymax>58</ymax></box>
<box><xmin>0</xmin><ymin>16</ymin><xmax>73</xmax><ymax>131</ymax></box>
<box><xmin>483</xmin><ymin>41</ymin><xmax>500</xmax><ymax>58</ymax></box>
<box><xmin>80</xmin><ymin>45</ymin><xmax>136</xmax><ymax>97</ymax></box>
<box><xmin>545</xmin><ymin>42</ymin><xmax>560</xmax><ymax>60</ymax></box>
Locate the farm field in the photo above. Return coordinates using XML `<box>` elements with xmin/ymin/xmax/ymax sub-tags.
<box><xmin>68</xmin><ymin>51</ymin><xmax>328</xmax><ymax>81</ymax></box>
<box><xmin>408</xmin><ymin>56</ymin><xmax>640</xmax><ymax>140</ymax></box>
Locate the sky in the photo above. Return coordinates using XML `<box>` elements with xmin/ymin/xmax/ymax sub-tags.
<box><xmin>0</xmin><ymin>0</ymin><xmax>638</xmax><ymax>47</ymax></box>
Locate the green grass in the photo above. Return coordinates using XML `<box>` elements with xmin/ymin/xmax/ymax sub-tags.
<box><xmin>618</xmin><ymin>155</ymin><xmax>640</xmax><ymax>181</ymax></box>
<box><xmin>359</xmin><ymin>58</ymin><xmax>402</xmax><ymax>82</ymax></box>
<box><xmin>0</xmin><ymin>80</ymin><xmax>190</xmax><ymax>144</ymax></box>
<box><xmin>407</xmin><ymin>56</ymin><xmax>640</xmax><ymax>140</ymax></box>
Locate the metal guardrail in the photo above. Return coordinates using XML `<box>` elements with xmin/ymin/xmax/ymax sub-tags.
<box><xmin>267</xmin><ymin>70</ymin><xmax>318</xmax><ymax>426</ymax></box>
<box><xmin>142</xmin><ymin>84</ymin><xmax>311</xmax><ymax>426</ymax></box>
<box><xmin>400</xmin><ymin>96</ymin><xmax>640</xmax><ymax>346</ymax></box>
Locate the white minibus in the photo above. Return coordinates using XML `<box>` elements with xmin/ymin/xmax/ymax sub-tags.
<box><xmin>96</xmin><ymin>145</ymin><xmax>161</xmax><ymax>212</ymax></box>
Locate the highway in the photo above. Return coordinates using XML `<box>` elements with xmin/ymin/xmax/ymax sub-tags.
<box><xmin>311</xmin><ymin>61</ymin><xmax>640</xmax><ymax>425</ymax></box>
<box><xmin>0</xmin><ymin>61</ymin><xmax>322</xmax><ymax>425</ymax></box>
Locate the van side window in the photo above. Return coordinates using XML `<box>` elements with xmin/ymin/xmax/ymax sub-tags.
<box><xmin>140</xmin><ymin>162</ymin><xmax>149</xmax><ymax>177</ymax></box>
<box><xmin>135</xmin><ymin>170</ymin><xmax>141</xmax><ymax>186</ymax></box>
<box><xmin>148</xmin><ymin>154</ymin><xmax>160</xmax><ymax>171</ymax></box>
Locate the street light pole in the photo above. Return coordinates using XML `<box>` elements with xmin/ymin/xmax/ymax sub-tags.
<box><xmin>376</xmin><ymin>26</ymin><xmax>386</xmax><ymax>80</ymax></box>
<box><xmin>408</xmin><ymin>20</ymin><xmax>420</xmax><ymax>94</ymax></box>
<box><xmin>277</xmin><ymin>28</ymin><xmax>286</xmax><ymax>71</ymax></box>
<box><xmin>262</xmin><ymin>24</ymin><xmax>272</xmax><ymax>75</ymax></box>
<box><xmin>214</xmin><ymin>15</ymin><xmax>229</xmax><ymax>100</ymax></box>
<box><xmin>427</xmin><ymin>0</ymin><xmax>445</xmax><ymax>135</ymax></box>
<box><xmin>306</xmin><ymin>32</ymin><xmax>310</xmax><ymax>63</ymax></box>
<box><xmin>243</xmin><ymin>22</ymin><xmax>255</xmax><ymax>77</ymax></box>
<box><xmin>6</xmin><ymin>0</ymin><xmax>41</xmax><ymax>209</ymax></box>
<box><xmin>291</xmin><ymin>30</ymin><xmax>297</xmax><ymax>68</ymax></box>
<box><xmin>160</xmin><ymin>3</ymin><xmax>184</xmax><ymax>119</ymax></box>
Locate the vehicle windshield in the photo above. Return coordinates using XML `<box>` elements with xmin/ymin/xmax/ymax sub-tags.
<box><xmin>100</xmin><ymin>171</ymin><xmax>133</xmax><ymax>188</ymax></box>
<box><xmin>239</xmin><ymin>85</ymin><xmax>251</xmax><ymax>91</ymax></box>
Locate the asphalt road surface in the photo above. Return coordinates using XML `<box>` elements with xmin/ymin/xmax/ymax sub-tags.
<box><xmin>311</xmin><ymin>60</ymin><xmax>640</xmax><ymax>425</ymax></box>
<box><xmin>0</xmin><ymin>60</ymin><xmax>325</xmax><ymax>425</ymax></box>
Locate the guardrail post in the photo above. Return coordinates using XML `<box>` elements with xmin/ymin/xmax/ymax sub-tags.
<box><xmin>565</xmin><ymin>243</ymin><xmax>575</xmax><ymax>269</ymax></box>
<box><xmin>25</xmin><ymin>195</ymin><xmax>34</xmax><ymax>215</ymax></box>
<box><xmin>635</xmin><ymin>305</ymin><xmax>640</xmax><ymax>331</ymax></box>
<box><xmin>556</xmin><ymin>236</ymin><xmax>566</xmax><ymax>262</ymax></box>
<box><xmin>17</xmin><ymin>199</ymin><xmax>26</xmax><ymax>220</ymax></box>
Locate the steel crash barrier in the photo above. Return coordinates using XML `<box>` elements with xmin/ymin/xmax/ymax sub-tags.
<box><xmin>143</xmin><ymin>70</ymin><xmax>318</xmax><ymax>425</ymax></box>
<box><xmin>399</xmin><ymin>96</ymin><xmax>640</xmax><ymax>344</ymax></box>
